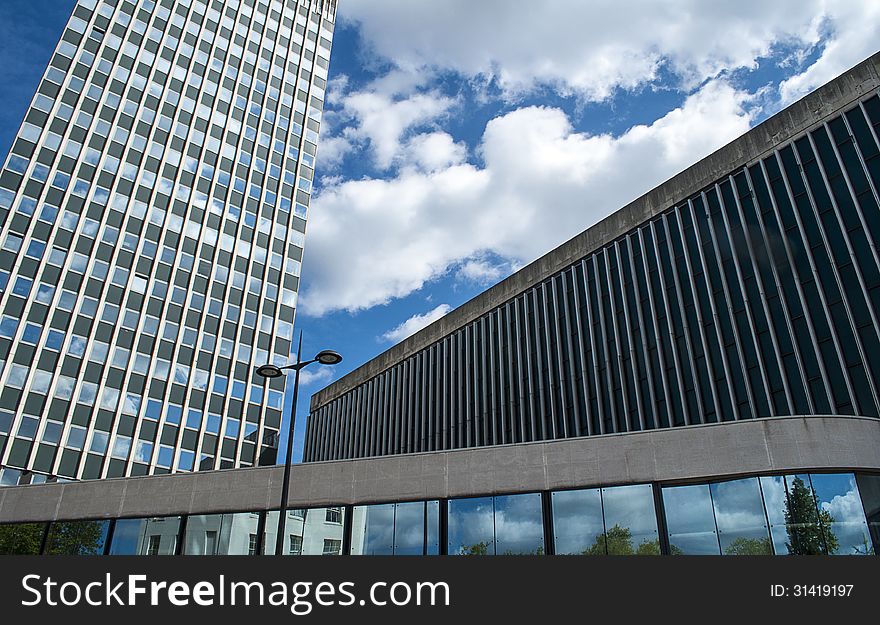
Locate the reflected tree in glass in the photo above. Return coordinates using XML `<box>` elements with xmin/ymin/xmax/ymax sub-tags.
<box><xmin>0</xmin><ymin>523</ymin><xmax>45</xmax><ymax>554</ymax></box>
<box><xmin>599</xmin><ymin>484</ymin><xmax>660</xmax><ymax>555</ymax></box>
<box><xmin>46</xmin><ymin>520</ymin><xmax>109</xmax><ymax>555</ymax></box>
<box><xmin>783</xmin><ymin>476</ymin><xmax>836</xmax><ymax>555</ymax></box>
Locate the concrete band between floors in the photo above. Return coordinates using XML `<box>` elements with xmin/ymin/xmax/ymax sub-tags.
<box><xmin>0</xmin><ymin>415</ymin><xmax>878</xmax><ymax>523</ymax></box>
<box><xmin>310</xmin><ymin>51</ymin><xmax>880</xmax><ymax>412</ymax></box>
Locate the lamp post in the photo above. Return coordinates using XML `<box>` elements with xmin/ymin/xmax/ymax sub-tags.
<box><xmin>255</xmin><ymin>331</ymin><xmax>342</xmax><ymax>556</ymax></box>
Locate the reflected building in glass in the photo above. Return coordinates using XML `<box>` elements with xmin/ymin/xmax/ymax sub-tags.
<box><xmin>2</xmin><ymin>53</ymin><xmax>880</xmax><ymax>558</ymax></box>
<box><xmin>0</xmin><ymin>0</ymin><xmax>337</xmax><ymax>485</ymax></box>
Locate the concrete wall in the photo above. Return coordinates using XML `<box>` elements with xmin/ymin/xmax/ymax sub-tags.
<box><xmin>1</xmin><ymin>415</ymin><xmax>878</xmax><ymax>523</ymax></box>
<box><xmin>311</xmin><ymin>51</ymin><xmax>880</xmax><ymax>412</ymax></box>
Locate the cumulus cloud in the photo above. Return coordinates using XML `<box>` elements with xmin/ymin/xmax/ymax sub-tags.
<box><xmin>301</xmin><ymin>79</ymin><xmax>753</xmax><ymax>315</ymax></box>
<box><xmin>382</xmin><ymin>304</ymin><xmax>453</xmax><ymax>344</ymax></box>
<box><xmin>298</xmin><ymin>366</ymin><xmax>336</xmax><ymax>387</ymax></box>
<box><xmin>338</xmin><ymin>0</ymin><xmax>868</xmax><ymax>99</ymax></box>
<box><xmin>779</xmin><ymin>0</ymin><xmax>880</xmax><ymax>104</ymax></box>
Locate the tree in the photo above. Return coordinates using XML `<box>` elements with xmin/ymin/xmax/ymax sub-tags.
<box><xmin>46</xmin><ymin>521</ymin><xmax>105</xmax><ymax>555</ymax></box>
<box><xmin>0</xmin><ymin>523</ymin><xmax>45</xmax><ymax>554</ymax></box>
<box><xmin>582</xmin><ymin>524</ymin><xmax>664</xmax><ymax>555</ymax></box>
<box><xmin>459</xmin><ymin>541</ymin><xmax>490</xmax><ymax>555</ymax></box>
<box><xmin>783</xmin><ymin>476</ymin><xmax>839</xmax><ymax>555</ymax></box>
<box><xmin>724</xmin><ymin>536</ymin><xmax>773</xmax><ymax>555</ymax></box>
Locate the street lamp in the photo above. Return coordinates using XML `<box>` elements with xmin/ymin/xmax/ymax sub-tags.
<box><xmin>256</xmin><ymin>332</ymin><xmax>342</xmax><ymax>556</ymax></box>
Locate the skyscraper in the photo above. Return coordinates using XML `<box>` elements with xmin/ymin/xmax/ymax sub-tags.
<box><xmin>0</xmin><ymin>0</ymin><xmax>337</xmax><ymax>486</ymax></box>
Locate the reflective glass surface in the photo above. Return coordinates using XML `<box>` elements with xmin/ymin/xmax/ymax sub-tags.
<box><xmin>109</xmin><ymin>516</ymin><xmax>181</xmax><ymax>555</ymax></box>
<box><xmin>601</xmin><ymin>484</ymin><xmax>660</xmax><ymax>555</ymax></box>
<box><xmin>710</xmin><ymin>478</ymin><xmax>772</xmax><ymax>555</ymax></box>
<box><xmin>183</xmin><ymin>512</ymin><xmax>262</xmax><ymax>555</ymax></box>
<box><xmin>264</xmin><ymin>507</ymin><xmax>346</xmax><ymax>556</ymax></box>
<box><xmin>663</xmin><ymin>484</ymin><xmax>721</xmax><ymax>555</ymax></box>
<box><xmin>46</xmin><ymin>519</ymin><xmax>111</xmax><ymax>555</ymax></box>
<box><xmin>551</xmin><ymin>488</ymin><xmax>604</xmax><ymax>555</ymax></box>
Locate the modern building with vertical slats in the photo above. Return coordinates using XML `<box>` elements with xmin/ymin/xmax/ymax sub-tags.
<box><xmin>305</xmin><ymin>51</ymin><xmax>880</xmax><ymax>463</ymax></box>
<box><xmin>0</xmin><ymin>0</ymin><xmax>337</xmax><ymax>486</ymax></box>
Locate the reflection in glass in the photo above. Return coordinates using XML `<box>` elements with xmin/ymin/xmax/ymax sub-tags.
<box><xmin>109</xmin><ymin>516</ymin><xmax>181</xmax><ymax>555</ymax></box>
<box><xmin>856</xmin><ymin>473</ymin><xmax>880</xmax><ymax>554</ymax></box>
<box><xmin>350</xmin><ymin>501</ymin><xmax>439</xmax><ymax>555</ymax></box>
<box><xmin>810</xmin><ymin>473</ymin><xmax>873</xmax><ymax>555</ymax></box>
<box><xmin>662</xmin><ymin>484</ymin><xmax>720</xmax><ymax>555</ymax></box>
<box><xmin>448</xmin><ymin>496</ymin><xmax>494</xmax><ymax>555</ymax></box>
<box><xmin>551</xmin><ymin>488</ymin><xmax>604</xmax><ymax>555</ymax></box>
<box><xmin>183</xmin><ymin>512</ymin><xmax>262</xmax><ymax>555</ymax></box>
<box><xmin>394</xmin><ymin>501</ymin><xmax>431</xmax><ymax>555</ymax></box>
<box><xmin>351</xmin><ymin>503</ymin><xmax>394</xmax><ymax>555</ymax></box>
<box><xmin>46</xmin><ymin>520</ymin><xmax>111</xmax><ymax>555</ymax></box>
<box><xmin>263</xmin><ymin>507</ymin><xmax>347</xmax><ymax>555</ymax></box>
<box><xmin>710</xmin><ymin>478</ymin><xmax>772</xmax><ymax>555</ymax></box>
<box><xmin>761</xmin><ymin>474</ymin><xmax>825</xmax><ymax>555</ymax></box>
<box><xmin>0</xmin><ymin>522</ymin><xmax>46</xmax><ymax>554</ymax></box>
<box><xmin>495</xmin><ymin>493</ymin><xmax>544</xmax><ymax>555</ymax></box>
<box><xmin>601</xmin><ymin>484</ymin><xmax>660</xmax><ymax>555</ymax></box>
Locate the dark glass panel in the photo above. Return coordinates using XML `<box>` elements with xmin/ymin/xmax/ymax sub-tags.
<box><xmin>46</xmin><ymin>519</ymin><xmax>111</xmax><ymax>555</ymax></box>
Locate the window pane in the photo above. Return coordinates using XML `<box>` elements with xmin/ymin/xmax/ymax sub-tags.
<box><xmin>351</xmin><ymin>503</ymin><xmax>394</xmax><ymax>555</ymax></box>
<box><xmin>601</xmin><ymin>484</ymin><xmax>660</xmax><ymax>555</ymax></box>
<box><xmin>46</xmin><ymin>520</ymin><xmax>111</xmax><ymax>555</ymax></box>
<box><xmin>264</xmin><ymin>507</ymin><xmax>347</xmax><ymax>555</ymax></box>
<box><xmin>856</xmin><ymin>474</ymin><xmax>880</xmax><ymax>554</ymax></box>
<box><xmin>394</xmin><ymin>501</ymin><xmax>431</xmax><ymax>556</ymax></box>
<box><xmin>760</xmin><ymin>474</ymin><xmax>824</xmax><ymax>555</ymax></box>
<box><xmin>109</xmin><ymin>517</ymin><xmax>181</xmax><ymax>555</ymax></box>
<box><xmin>183</xmin><ymin>512</ymin><xmax>262</xmax><ymax>555</ymax></box>
<box><xmin>663</xmin><ymin>484</ymin><xmax>721</xmax><ymax>555</ymax></box>
<box><xmin>551</xmin><ymin>488</ymin><xmax>604</xmax><ymax>555</ymax></box>
<box><xmin>0</xmin><ymin>523</ymin><xmax>46</xmax><ymax>554</ymax></box>
<box><xmin>448</xmin><ymin>496</ymin><xmax>494</xmax><ymax>556</ymax></box>
<box><xmin>494</xmin><ymin>493</ymin><xmax>544</xmax><ymax>555</ymax></box>
<box><xmin>810</xmin><ymin>473</ymin><xmax>873</xmax><ymax>556</ymax></box>
<box><xmin>710</xmin><ymin>478</ymin><xmax>772</xmax><ymax>555</ymax></box>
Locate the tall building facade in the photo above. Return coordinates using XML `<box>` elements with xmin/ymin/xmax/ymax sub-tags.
<box><xmin>304</xmin><ymin>58</ymin><xmax>880</xmax><ymax>462</ymax></box>
<box><xmin>0</xmin><ymin>0</ymin><xmax>337</xmax><ymax>486</ymax></box>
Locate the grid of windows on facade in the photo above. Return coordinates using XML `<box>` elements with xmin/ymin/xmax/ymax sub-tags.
<box><xmin>306</xmin><ymin>91</ymin><xmax>880</xmax><ymax>462</ymax></box>
<box><xmin>2</xmin><ymin>472</ymin><xmax>878</xmax><ymax>555</ymax></box>
<box><xmin>0</xmin><ymin>0</ymin><xmax>336</xmax><ymax>486</ymax></box>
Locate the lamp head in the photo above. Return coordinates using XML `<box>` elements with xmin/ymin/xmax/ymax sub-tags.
<box><xmin>315</xmin><ymin>350</ymin><xmax>343</xmax><ymax>365</ymax></box>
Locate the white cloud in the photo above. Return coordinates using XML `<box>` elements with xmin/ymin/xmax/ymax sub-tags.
<box><xmin>298</xmin><ymin>366</ymin><xmax>336</xmax><ymax>387</ymax></box>
<box><xmin>301</xmin><ymin>78</ymin><xmax>753</xmax><ymax>315</ymax></box>
<box><xmin>382</xmin><ymin>304</ymin><xmax>452</xmax><ymax>344</ymax></box>
<box><xmin>456</xmin><ymin>255</ymin><xmax>521</xmax><ymax>286</ymax></box>
<box><xmin>402</xmin><ymin>131</ymin><xmax>468</xmax><ymax>172</ymax></box>
<box><xmin>779</xmin><ymin>1</ymin><xmax>880</xmax><ymax>104</ymax></box>
<box><xmin>338</xmin><ymin>0</ymin><xmax>862</xmax><ymax>100</ymax></box>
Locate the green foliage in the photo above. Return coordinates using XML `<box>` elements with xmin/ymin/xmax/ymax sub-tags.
<box><xmin>0</xmin><ymin>523</ymin><xmax>45</xmax><ymax>555</ymax></box>
<box><xmin>46</xmin><ymin>521</ymin><xmax>105</xmax><ymax>555</ymax></box>
<box><xmin>783</xmin><ymin>477</ymin><xmax>839</xmax><ymax>555</ymax></box>
<box><xmin>460</xmin><ymin>541</ymin><xmax>490</xmax><ymax>556</ymax></box>
<box><xmin>582</xmin><ymin>524</ymin><xmax>661</xmax><ymax>555</ymax></box>
<box><xmin>724</xmin><ymin>536</ymin><xmax>773</xmax><ymax>555</ymax></box>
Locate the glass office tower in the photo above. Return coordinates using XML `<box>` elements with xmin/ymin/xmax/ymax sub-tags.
<box><xmin>0</xmin><ymin>0</ymin><xmax>336</xmax><ymax>485</ymax></box>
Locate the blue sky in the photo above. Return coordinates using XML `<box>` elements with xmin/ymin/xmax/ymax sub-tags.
<box><xmin>1</xmin><ymin>0</ymin><xmax>878</xmax><ymax>463</ymax></box>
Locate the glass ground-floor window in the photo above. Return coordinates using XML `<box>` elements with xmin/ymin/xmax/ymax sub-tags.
<box><xmin>263</xmin><ymin>507</ymin><xmax>348</xmax><ymax>555</ymax></box>
<box><xmin>448</xmin><ymin>492</ymin><xmax>544</xmax><ymax>555</ymax></box>
<box><xmin>662</xmin><ymin>473</ymin><xmax>873</xmax><ymax>555</ymax></box>
<box><xmin>350</xmin><ymin>500</ymin><xmax>440</xmax><ymax>555</ymax></box>
<box><xmin>552</xmin><ymin>483</ymin><xmax>660</xmax><ymax>555</ymax></box>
